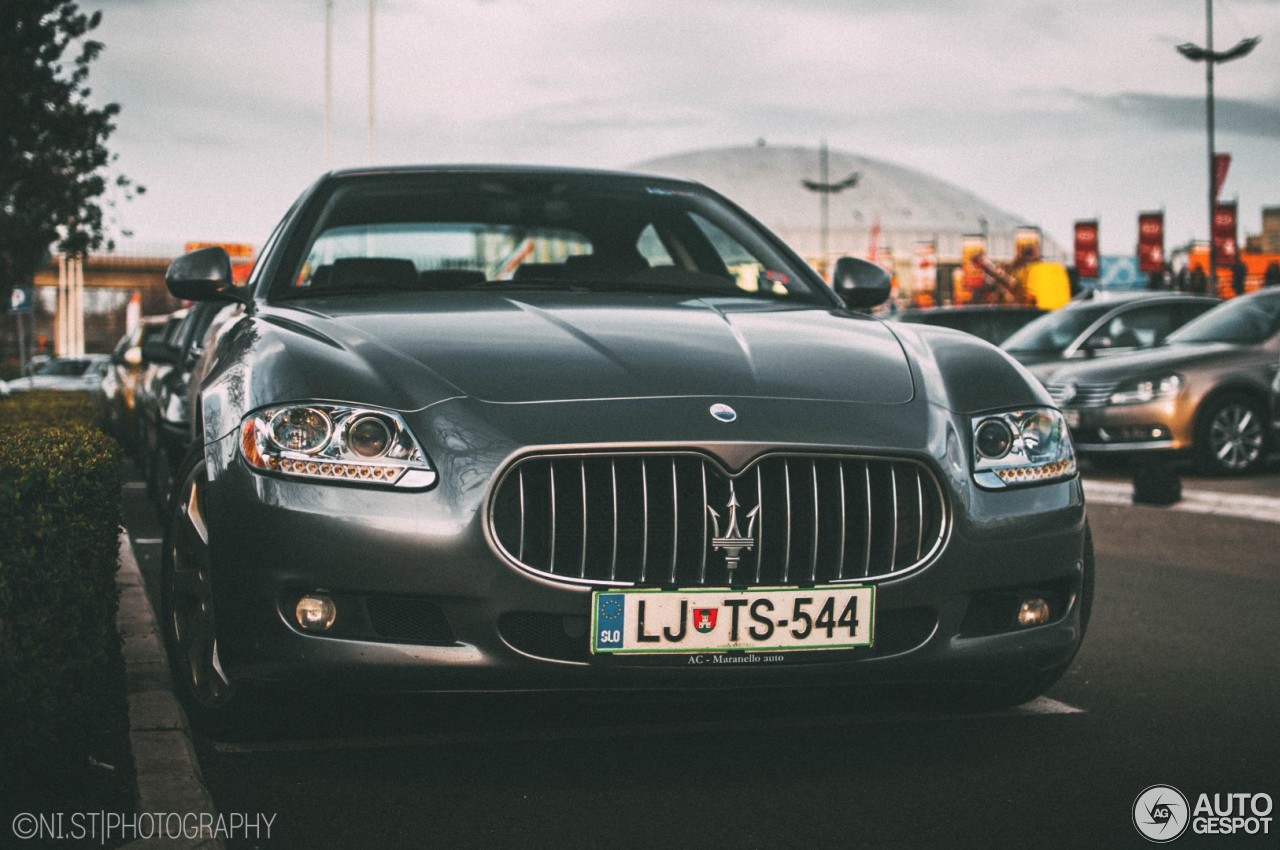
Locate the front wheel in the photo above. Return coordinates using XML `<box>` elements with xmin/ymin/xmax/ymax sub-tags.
<box><xmin>1194</xmin><ymin>394</ymin><xmax>1268</xmax><ymax>475</ymax></box>
<box><xmin>161</xmin><ymin>449</ymin><xmax>243</xmax><ymax>729</ymax></box>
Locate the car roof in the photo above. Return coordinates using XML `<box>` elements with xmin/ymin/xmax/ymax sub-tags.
<box><xmin>324</xmin><ymin>163</ymin><xmax>704</xmax><ymax>188</ymax></box>
<box><xmin>1065</xmin><ymin>292</ymin><xmax>1215</xmax><ymax>307</ymax></box>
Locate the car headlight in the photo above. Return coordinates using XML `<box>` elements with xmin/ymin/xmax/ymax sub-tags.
<box><xmin>240</xmin><ymin>403</ymin><xmax>437</xmax><ymax>489</ymax></box>
<box><xmin>971</xmin><ymin>408</ymin><xmax>1076</xmax><ymax>489</ymax></box>
<box><xmin>1108</xmin><ymin>374</ymin><xmax>1183</xmax><ymax>406</ymax></box>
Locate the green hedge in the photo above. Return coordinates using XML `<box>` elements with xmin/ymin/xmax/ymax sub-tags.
<box><xmin>0</xmin><ymin>391</ymin><xmax>133</xmax><ymax>816</ymax></box>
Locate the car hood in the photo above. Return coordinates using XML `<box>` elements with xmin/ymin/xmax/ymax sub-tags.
<box><xmin>281</xmin><ymin>292</ymin><xmax>915</xmax><ymax>406</ymax></box>
<box><xmin>1035</xmin><ymin>341</ymin><xmax>1253</xmax><ymax>384</ymax></box>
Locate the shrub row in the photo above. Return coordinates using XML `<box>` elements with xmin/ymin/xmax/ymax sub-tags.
<box><xmin>0</xmin><ymin>391</ymin><xmax>134</xmax><ymax>816</ymax></box>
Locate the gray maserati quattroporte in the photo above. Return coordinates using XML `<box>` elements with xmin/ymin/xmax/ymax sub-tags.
<box><xmin>160</xmin><ymin>166</ymin><xmax>1091</xmax><ymax>724</ymax></box>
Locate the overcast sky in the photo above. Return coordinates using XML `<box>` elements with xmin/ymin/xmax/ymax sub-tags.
<box><xmin>89</xmin><ymin>0</ymin><xmax>1280</xmax><ymax>257</ymax></box>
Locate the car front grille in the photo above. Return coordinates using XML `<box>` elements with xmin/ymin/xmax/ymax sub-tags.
<box><xmin>489</xmin><ymin>452</ymin><xmax>949</xmax><ymax>588</ymax></box>
<box><xmin>1045</xmin><ymin>380</ymin><xmax>1117</xmax><ymax>408</ymax></box>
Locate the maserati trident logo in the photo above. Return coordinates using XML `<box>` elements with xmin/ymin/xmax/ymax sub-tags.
<box><xmin>707</xmin><ymin>482</ymin><xmax>759</xmax><ymax>577</ymax></box>
<box><xmin>709</xmin><ymin>403</ymin><xmax>737</xmax><ymax>423</ymax></box>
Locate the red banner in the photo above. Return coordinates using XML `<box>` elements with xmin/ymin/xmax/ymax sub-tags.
<box><xmin>1213</xmin><ymin>202</ymin><xmax>1238</xmax><ymax>266</ymax></box>
<box><xmin>1137</xmin><ymin>212</ymin><xmax>1164</xmax><ymax>273</ymax></box>
<box><xmin>1214</xmin><ymin>153</ymin><xmax>1231</xmax><ymax>200</ymax></box>
<box><xmin>1074</xmin><ymin>221</ymin><xmax>1099</xmax><ymax>278</ymax></box>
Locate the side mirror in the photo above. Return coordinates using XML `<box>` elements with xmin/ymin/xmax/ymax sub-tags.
<box><xmin>141</xmin><ymin>338</ymin><xmax>178</xmax><ymax>365</ymax></box>
<box><xmin>832</xmin><ymin>257</ymin><xmax>891</xmax><ymax>308</ymax></box>
<box><xmin>166</xmin><ymin>247</ymin><xmax>246</xmax><ymax>303</ymax></box>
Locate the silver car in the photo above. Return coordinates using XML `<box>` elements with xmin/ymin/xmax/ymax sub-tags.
<box><xmin>1001</xmin><ymin>292</ymin><xmax>1219</xmax><ymax>382</ymax></box>
<box><xmin>1041</xmin><ymin>289</ymin><xmax>1280</xmax><ymax>474</ymax></box>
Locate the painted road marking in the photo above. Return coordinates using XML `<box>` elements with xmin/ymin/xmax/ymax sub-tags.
<box><xmin>1083</xmin><ymin>479</ymin><xmax>1280</xmax><ymax>525</ymax></box>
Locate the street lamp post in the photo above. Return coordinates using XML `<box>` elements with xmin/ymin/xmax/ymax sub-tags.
<box><xmin>1176</xmin><ymin>0</ymin><xmax>1260</xmax><ymax>287</ymax></box>
<box><xmin>801</xmin><ymin>141</ymin><xmax>859</xmax><ymax>278</ymax></box>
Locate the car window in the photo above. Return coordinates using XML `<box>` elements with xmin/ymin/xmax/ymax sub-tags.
<box><xmin>1176</xmin><ymin>300</ymin><xmax>1217</xmax><ymax>326</ymax></box>
<box><xmin>36</xmin><ymin>359</ymin><xmax>91</xmax><ymax>377</ymax></box>
<box><xmin>1167</xmin><ymin>292</ymin><xmax>1280</xmax><ymax>345</ymax></box>
<box><xmin>1002</xmin><ymin>304</ymin><xmax>1110</xmax><ymax>353</ymax></box>
<box><xmin>274</xmin><ymin>175</ymin><xmax>824</xmax><ymax>304</ymax></box>
<box><xmin>1083</xmin><ymin>304</ymin><xmax>1180</xmax><ymax>351</ymax></box>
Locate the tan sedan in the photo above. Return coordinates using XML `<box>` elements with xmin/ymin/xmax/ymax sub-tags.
<box><xmin>1038</xmin><ymin>288</ymin><xmax>1280</xmax><ymax>474</ymax></box>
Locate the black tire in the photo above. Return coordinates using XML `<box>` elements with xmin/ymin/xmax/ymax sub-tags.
<box><xmin>148</xmin><ymin>439</ymin><xmax>176</xmax><ymax>519</ymax></box>
<box><xmin>160</xmin><ymin>448</ymin><xmax>251</xmax><ymax>732</ymax></box>
<box><xmin>1193</xmin><ymin>393</ymin><xmax>1268</xmax><ymax>475</ymax></box>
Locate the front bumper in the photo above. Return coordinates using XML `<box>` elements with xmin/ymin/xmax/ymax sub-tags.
<box><xmin>202</xmin><ymin>420</ymin><xmax>1089</xmax><ymax>694</ymax></box>
<box><xmin>1065</xmin><ymin>397</ymin><xmax>1192</xmax><ymax>454</ymax></box>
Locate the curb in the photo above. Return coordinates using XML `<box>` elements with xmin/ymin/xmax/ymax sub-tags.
<box><xmin>116</xmin><ymin>529</ymin><xmax>226</xmax><ymax>850</ymax></box>
<box><xmin>1082</xmin><ymin>479</ymin><xmax>1280</xmax><ymax>525</ymax></box>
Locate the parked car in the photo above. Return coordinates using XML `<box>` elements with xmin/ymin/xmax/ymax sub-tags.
<box><xmin>100</xmin><ymin>315</ymin><xmax>173</xmax><ymax>453</ymax></box>
<box><xmin>3</xmin><ymin>354</ymin><xmax>110</xmax><ymax>393</ymax></box>
<box><xmin>136</xmin><ymin>302</ymin><xmax>237</xmax><ymax>510</ymax></box>
<box><xmin>161</xmin><ymin>165</ymin><xmax>1090</xmax><ymax>727</ymax></box>
<box><xmin>1001</xmin><ymin>293</ymin><xmax>1218</xmax><ymax>380</ymax></box>
<box><xmin>893</xmin><ymin>305</ymin><xmax>1047</xmax><ymax>346</ymax></box>
<box><xmin>1042</xmin><ymin>288</ymin><xmax>1280</xmax><ymax>474</ymax></box>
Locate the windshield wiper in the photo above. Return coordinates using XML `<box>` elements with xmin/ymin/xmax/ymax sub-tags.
<box><xmin>462</xmin><ymin>279</ymin><xmax>594</xmax><ymax>292</ymax></box>
<box><xmin>280</xmin><ymin>282</ymin><xmax>416</xmax><ymax>299</ymax></box>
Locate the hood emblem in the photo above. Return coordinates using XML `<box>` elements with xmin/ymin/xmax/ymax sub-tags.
<box><xmin>710</xmin><ymin>403</ymin><xmax>737</xmax><ymax>423</ymax></box>
<box><xmin>707</xmin><ymin>482</ymin><xmax>759</xmax><ymax>577</ymax></box>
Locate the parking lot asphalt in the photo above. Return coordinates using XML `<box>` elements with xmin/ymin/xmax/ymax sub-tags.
<box><xmin>112</xmin><ymin>455</ymin><xmax>1280</xmax><ymax>844</ymax></box>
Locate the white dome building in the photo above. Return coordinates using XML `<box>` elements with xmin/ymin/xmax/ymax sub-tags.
<box><xmin>631</xmin><ymin>144</ymin><xmax>1063</xmax><ymax>286</ymax></box>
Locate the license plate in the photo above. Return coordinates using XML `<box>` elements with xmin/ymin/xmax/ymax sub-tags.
<box><xmin>591</xmin><ymin>585</ymin><xmax>874</xmax><ymax>655</ymax></box>
<box><xmin>1063</xmin><ymin>408</ymin><xmax>1080</xmax><ymax>429</ymax></box>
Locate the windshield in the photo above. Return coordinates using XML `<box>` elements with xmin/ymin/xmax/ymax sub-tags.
<box><xmin>274</xmin><ymin>173</ymin><xmax>825</xmax><ymax>304</ymax></box>
<box><xmin>1165</xmin><ymin>291</ymin><xmax>1280</xmax><ymax>345</ymax></box>
<box><xmin>1001</xmin><ymin>303</ymin><xmax>1111</xmax><ymax>353</ymax></box>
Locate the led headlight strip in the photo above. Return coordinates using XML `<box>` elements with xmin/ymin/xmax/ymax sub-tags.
<box><xmin>971</xmin><ymin>408</ymin><xmax>1077</xmax><ymax>490</ymax></box>
<box><xmin>240</xmin><ymin>404</ymin><xmax>437</xmax><ymax>489</ymax></box>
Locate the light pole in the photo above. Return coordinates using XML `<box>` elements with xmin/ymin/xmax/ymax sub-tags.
<box><xmin>801</xmin><ymin>140</ymin><xmax>859</xmax><ymax>278</ymax></box>
<box><xmin>368</xmin><ymin>0</ymin><xmax>377</xmax><ymax>164</ymax></box>
<box><xmin>324</xmin><ymin>0</ymin><xmax>333</xmax><ymax>169</ymax></box>
<box><xmin>1176</xmin><ymin>0</ymin><xmax>1259</xmax><ymax>287</ymax></box>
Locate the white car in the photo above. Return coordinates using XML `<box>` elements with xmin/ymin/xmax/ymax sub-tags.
<box><xmin>5</xmin><ymin>355</ymin><xmax>111</xmax><ymax>393</ymax></box>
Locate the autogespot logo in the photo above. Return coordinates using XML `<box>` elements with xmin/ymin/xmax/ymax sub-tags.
<box><xmin>1134</xmin><ymin>785</ymin><xmax>1190</xmax><ymax>843</ymax></box>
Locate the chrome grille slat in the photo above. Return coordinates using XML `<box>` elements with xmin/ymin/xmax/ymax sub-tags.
<box><xmin>836</xmin><ymin>463</ymin><xmax>847</xmax><ymax>580</ymax></box>
<box><xmin>491</xmin><ymin>452</ymin><xmax>948</xmax><ymax>589</ymax></box>
<box><xmin>915</xmin><ymin>468</ymin><xmax>925</xmax><ymax>562</ymax></box>
<box><xmin>668</xmin><ymin>458</ymin><xmax>679</xmax><ymax>585</ymax></box>
<box><xmin>754</xmin><ymin>466</ymin><xmax>764</xmax><ymax>584</ymax></box>
<box><xmin>517</xmin><ymin>468</ymin><xmax>526</xmax><ymax>562</ymax></box>
<box><xmin>889</xmin><ymin>464</ymin><xmax>899</xmax><ymax>572</ymax></box>
<box><xmin>1046</xmin><ymin>381</ymin><xmax>1118</xmax><ymax>408</ymax></box>
<box><xmin>782</xmin><ymin>459</ymin><xmax>793</xmax><ymax>583</ymax></box>
<box><xmin>809</xmin><ymin>460</ymin><xmax>819</xmax><ymax>583</ymax></box>
<box><xmin>698</xmin><ymin>463</ymin><xmax>708</xmax><ymax>584</ymax></box>
<box><xmin>579</xmin><ymin>460</ymin><xmax>588</xmax><ymax>579</ymax></box>
<box><xmin>609</xmin><ymin>460</ymin><xmax>618</xmax><ymax>581</ymax></box>
<box><xmin>862</xmin><ymin>463</ymin><xmax>872</xmax><ymax>579</ymax></box>
<box><xmin>549</xmin><ymin>464</ymin><xmax>557</xmax><ymax>574</ymax></box>
<box><xmin>640</xmin><ymin>459</ymin><xmax>649</xmax><ymax>583</ymax></box>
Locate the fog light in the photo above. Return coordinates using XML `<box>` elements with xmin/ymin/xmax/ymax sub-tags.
<box><xmin>1017</xmin><ymin>598</ymin><xmax>1051</xmax><ymax>627</ymax></box>
<box><xmin>296</xmin><ymin>594</ymin><xmax>337</xmax><ymax>631</ymax></box>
